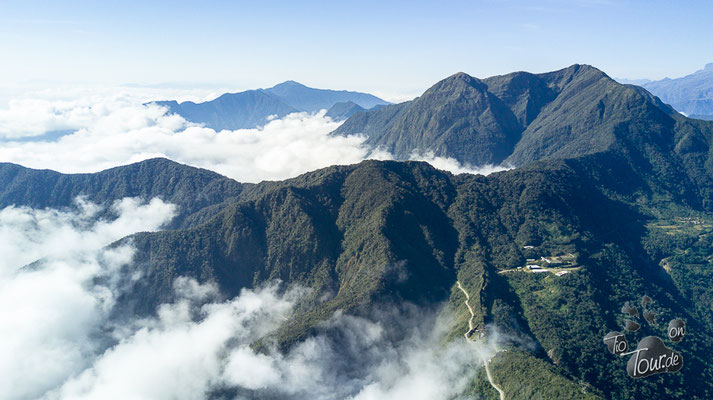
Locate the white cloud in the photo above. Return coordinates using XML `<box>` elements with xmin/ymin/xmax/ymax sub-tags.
<box><xmin>218</xmin><ymin>308</ymin><xmax>498</xmax><ymax>400</ymax></box>
<box><xmin>0</xmin><ymin>197</ymin><xmax>176</xmax><ymax>279</ymax></box>
<box><xmin>50</xmin><ymin>294</ymin><xmax>495</xmax><ymax>400</ymax></box>
<box><xmin>0</xmin><ymin>87</ymin><xmax>221</xmax><ymax>139</ymax></box>
<box><xmin>0</xmin><ymin>198</ymin><xmax>176</xmax><ymax>400</ymax></box>
<box><xmin>49</xmin><ymin>282</ymin><xmax>303</xmax><ymax>400</ymax></box>
<box><xmin>0</xmin><ymin>89</ymin><xmax>508</xmax><ymax>183</ymax></box>
<box><xmin>409</xmin><ymin>150</ymin><xmax>513</xmax><ymax>176</ymax></box>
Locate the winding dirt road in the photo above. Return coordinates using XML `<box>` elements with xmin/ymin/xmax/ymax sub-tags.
<box><xmin>456</xmin><ymin>281</ymin><xmax>506</xmax><ymax>400</ymax></box>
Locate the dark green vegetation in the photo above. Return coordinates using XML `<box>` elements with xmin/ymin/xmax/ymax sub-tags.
<box><xmin>153</xmin><ymin>81</ymin><xmax>389</xmax><ymax>130</ymax></box>
<box><xmin>0</xmin><ymin>158</ymin><xmax>244</xmax><ymax>228</ymax></box>
<box><xmin>487</xmin><ymin>350</ymin><xmax>601</xmax><ymax>400</ymax></box>
<box><xmin>5</xmin><ymin>65</ymin><xmax>713</xmax><ymax>399</ymax></box>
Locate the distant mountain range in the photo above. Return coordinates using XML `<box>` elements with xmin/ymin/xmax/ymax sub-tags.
<box><xmin>617</xmin><ymin>63</ymin><xmax>713</xmax><ymax>120</ymax></box>
<box><xmin>152</xmin><ymin>81</ymin><xmax>390</xmax><ymax>130</ymax></box>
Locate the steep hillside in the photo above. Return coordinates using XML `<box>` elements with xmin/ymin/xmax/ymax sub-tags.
<box><xmin>4</xmin><ymin>154</ymin><xmax>713</xmax><ymax>398</ymax></box>
<box><xmin>0</xmin><ymin>158</ymin><xmax>244</xmax><ymax>228</ymax></box>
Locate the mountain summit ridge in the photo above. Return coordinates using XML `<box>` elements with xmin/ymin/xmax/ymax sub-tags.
<box><xmin>332</xmin><ymin>64</ymin><xmax>628</xmax><ymax>166</ymax></box>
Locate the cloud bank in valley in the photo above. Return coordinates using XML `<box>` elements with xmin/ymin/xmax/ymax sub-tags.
<box><xmin>48</xmin><ymin>284</ymin><xmax>490</xmax><ymax>400</ymax></box>
<box><xmin>0</xmin><ymin>89</ymin><xmax>509</xmax><ymax>183</ymax></box>
<box><xmin>0</xmin><ymin>197</ymin><xmax>176</xmax><ymax>400</ymax></box>
<box><xmin>409</xmin><ymin>151</ymin><xmax>513</xmax><ymax>176</ymax></box>
<box><xmin>0</xmin><ymin>198</ymin><xmax>501</xmax><ymax>400</ymax></box>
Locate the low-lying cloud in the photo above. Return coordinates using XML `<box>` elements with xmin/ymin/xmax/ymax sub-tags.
<box><xmin>48</xmin><ymin>281</ymin><xmax>304</xmax><ymax>400</ymax></box>
<box><xmin>0</xmin><ymin>89</ymin><xmax>509</xmax><ymax>182</ymax></box>
<box><xmin>409</xmin><ymin>150</ymin><xmax>513</xmax><ymax>176</ymax></box>
<box><xmin>48</xmin><ymin>287</ymin><xmax>491</xmax><ymax>400</ymax></box>
<box><xmin>0</xmin><ymin>198</ymin><xmax>506</xmax><ymax>399</ymax></box>
<box><xmin>0</xmin><ymin>198</ymin><xmax>176</xmax><ymax>400</ymax></box>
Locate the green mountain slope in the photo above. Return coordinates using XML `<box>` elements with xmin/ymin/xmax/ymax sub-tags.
<box><xmin>333</xmin><ymin>71</ymin><xmax>525</xmax><ymax>165</ymax></box>
<box><xmin>0</xmin><ymin>158</ymin><xmax>245</xmax><ymax>228</ymax></box>
<box><xmin>95</xmin><ymin>156</ymin><xmax>710</xmax><ymax>399</ymax></box>
<box><xmin>333</xmin><ymin>65</ymin><xmax>713</xmax><ymax>209</ymax></box>
<box><xmin>333</xmin><ymin>65</ymin><xmax>713</xmax><ymax>178</ymax></box>
<box><xmin>4</xmin><ymin>154</ymin><xmax>712</xmax><ymax>398</ymax></box>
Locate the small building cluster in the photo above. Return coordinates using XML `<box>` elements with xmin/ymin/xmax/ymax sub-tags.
<box><xmin>526</xmin><ymin>265</ymin><xmax>548</xmax><ymax>273</ymax></box>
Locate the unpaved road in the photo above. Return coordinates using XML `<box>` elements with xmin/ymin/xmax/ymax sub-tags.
<box><xmin>456</xmin><ymin>281</ymin><xmax>506</xmax><ymax>400</ymax></box>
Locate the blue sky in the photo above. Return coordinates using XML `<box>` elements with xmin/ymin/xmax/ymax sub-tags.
<box><xmin>1</xmin><ymin>0</ymin><xmax>712</xmax><ymax>99</ymax></box>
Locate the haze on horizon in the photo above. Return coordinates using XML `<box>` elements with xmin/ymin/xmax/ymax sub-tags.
<box><xmin>1</xmin><ymin>0</ymin><xmax>712</xmax><ymax>103</ymax></box>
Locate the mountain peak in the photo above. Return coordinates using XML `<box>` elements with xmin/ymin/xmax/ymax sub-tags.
<box><xmin>434</xmin><ymin>72</ymin><xmax>487</xmax><ymax>92</ymax></box>
<box><xmin>449</xmin><ymin>71</ymin><xmax>472</xmax><ymax>80</ymax></box>
<box><xmin>151</xmin><ymin>81</ymin><xmax>388</xmax><ymax>130</ymax></box>
<box><xmin>443</xmin><ymin>71</ymin><xmax>480</xmax><ymax>83</ymax></box>
<box><xmin>264</xmin><ymin>81</ymin><xmax>389</xmax><ymax>112</ymax></box>
<box><xmin>325</xmin><ymin>101</ymin><xmax>365</xmax><ymax>121</ymax></box>
<box><xmin>563</xmin><ymin>63</ymin><xmax>609</xmax><ymax>79</ymax></box>
<box><xmin>270</xmin><ymin>80</ymin><xmax>307</xmax><ymax>89</ymax></box>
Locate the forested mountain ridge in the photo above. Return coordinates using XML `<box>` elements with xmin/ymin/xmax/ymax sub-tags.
<box><xmin>118</xmin><ymin>156</ymin><xmax>713</xmax><ymax>399</ymax></box>
<box><xmin>3</xmin><ymin>152</ymin><xmax>713</xmax><ymax>398</ymax></box>
<box><xmin>333</xmin><ymin>64</ymin><xmax>713</xmax><ymax>209</ymax></box>
<box><xmin>0</xmin><ymin>158</ymin><xmax>245</xmax><ymax>228</ymax></box>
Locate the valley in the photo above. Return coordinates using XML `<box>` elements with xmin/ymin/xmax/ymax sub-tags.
<box><xmin>457</xmin><ymin>280</ymin><xmax>505</xmax><ymax>400</ymax></box>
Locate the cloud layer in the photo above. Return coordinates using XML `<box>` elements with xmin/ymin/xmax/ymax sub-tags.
<box><xmin>0</xmin><ymin>197</ymin><xmax>176</xmax><ymax>400</ymax></box>
<box><xmin>0</xmin><ymin>89</ymin><xmax>508</xmax><ymax>183</ymax></box>
<box><xmin>49</xmin><ymin>288</ymin><xmax>490</xmax><ymax>400</ymax></box>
